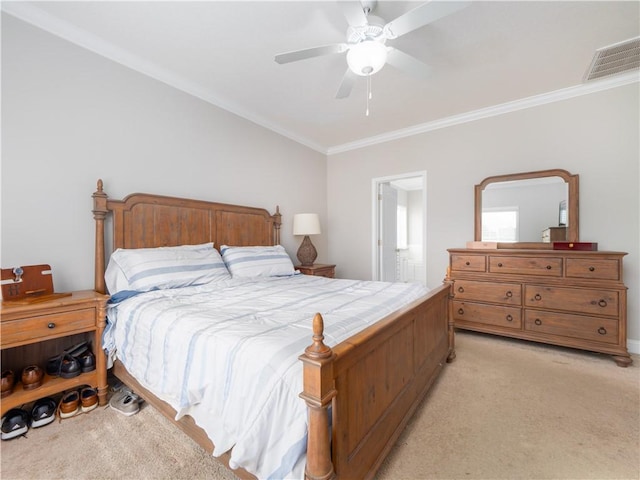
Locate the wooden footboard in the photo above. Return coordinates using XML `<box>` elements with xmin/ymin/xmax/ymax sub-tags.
<box><xmin>301</xmin><ymin>283</ymin><xmax>454</xmax><ymax>480</ymax></box>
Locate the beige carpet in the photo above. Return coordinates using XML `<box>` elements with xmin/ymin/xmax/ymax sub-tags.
<box><xmin>1</xmin><ymin>331</ymin><xmax>638</xmax><ymax>480</ymax></box>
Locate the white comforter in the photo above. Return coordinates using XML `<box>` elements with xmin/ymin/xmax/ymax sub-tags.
<box><xmin>104</xmin><ymin>274</ymin><xmax>428</xmax><ymax>479</ymax></box>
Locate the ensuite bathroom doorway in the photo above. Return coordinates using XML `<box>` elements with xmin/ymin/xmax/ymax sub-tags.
<box><xmin>372</xmin><ymin>171</ymin><xmax>426</xmax><ymax>286</ymax></box>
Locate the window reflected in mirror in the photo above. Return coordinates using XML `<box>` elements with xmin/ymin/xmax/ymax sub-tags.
<box><xmin>482</xmin><ymin>208</ymin><xmax>519</xmax><ymax>242</ymax></box>
<box><xmin>481</xmin><ymin>176</ymin><xmax>568</xmax><ymax>243</ymax></box>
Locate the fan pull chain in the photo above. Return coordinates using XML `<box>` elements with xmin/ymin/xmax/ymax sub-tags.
<box><xmin>366</xmin><ymin>74</ymin><xmax>372</xmax><ymax>116</ymax></box>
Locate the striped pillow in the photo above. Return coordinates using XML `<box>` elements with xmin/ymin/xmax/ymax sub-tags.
<box><xmin>106</xmin><ymin>243</ymin><xmax>230</xmax><ymax>293</ymax></box>
<box><xmin>220</xmin><ymin>245</ymin><xmax>295</xmax><ymax>278</ymax></box>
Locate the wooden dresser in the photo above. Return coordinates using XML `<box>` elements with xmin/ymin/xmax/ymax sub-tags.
<box><xmin>446</xmin><ymin>249</ymin><xmax>631</xmax><ymax>366</ymax></box>
<box><xmin>0</xmin><ymin>290</ymin><xmax>109</xmax><ymax>414</ymax></box>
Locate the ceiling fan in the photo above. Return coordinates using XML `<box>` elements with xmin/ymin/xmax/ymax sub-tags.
<box><xmin>274</xmin><ymin>0</ymin><xmax>469</xmax><ymax>100</ymax></box>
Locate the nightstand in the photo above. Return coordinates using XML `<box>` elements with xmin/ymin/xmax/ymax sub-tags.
<box><xmin>296</xmin><ymin>264</ymin><xmax>336</xmax><ymax>278</ymax></box>
<box><xmin>0</xmin><ymin>290</ymin><xmax>109</xmax><ymax>415</ymax></box>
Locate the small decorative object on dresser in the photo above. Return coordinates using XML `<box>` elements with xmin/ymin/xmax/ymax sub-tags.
<box><xmin>446</xmin><ymin>248</ymin><xmax>631</xmax><ymax>367</ymax></box>
<box><xmin>295</xmin><ymin>263</ymin><xmax>336</xmax><ymax>278</ymax></box>
<box><xmin>0</xmin><ymin>290</ymin><xmax>109</xmax><ymax>416</ymax></box>
<box><xmin>541</xmin><ymin>226</ymin><xmax>566</xmax><ymax>243</ymax></box>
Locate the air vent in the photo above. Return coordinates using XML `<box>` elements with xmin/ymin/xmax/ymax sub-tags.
<box><xmin>584</xmin><ymin>36</ymin><xmax>640</xmax><ymax>81</ymax></box>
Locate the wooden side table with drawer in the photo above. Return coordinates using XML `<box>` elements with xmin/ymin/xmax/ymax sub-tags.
<box><xmin>0</xmin><ymin>290</ymin><xmax>109</xmax><ymax>415</ymax></box>
<box><xmin>295</xmin><ymin>264</ymin><xmax>336</xmax><ymax>278</ymax></box>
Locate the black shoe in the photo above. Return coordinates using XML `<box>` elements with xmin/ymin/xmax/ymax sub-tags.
<box><xmin>31</xmin><ymin>398</ymin><xmax>57</xmax><ymax>428</ymax></box>
<box><xmin>46</xmin><ymin>342</ymin><xmax>90</xmax><ymax>377</ymax></box>
<box><xmin>59</xmin><ymin>354</ymin><xmax>81</xmax><ymax>379</ymax></box>
<box><xmin>78</xmin><ymin>351</ymin><xmax>96</xmax><ymax>373</ymax></box>
<box><xmin>1</xmin><ymin>408</ymin><xmax>30</xmax><ymax>440</ymax></box>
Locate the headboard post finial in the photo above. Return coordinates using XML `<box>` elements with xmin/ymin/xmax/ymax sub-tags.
<box><xmin>92</xmin><ymin>179</ymin><xmax>109</xmax><ymax>294</ymax></box>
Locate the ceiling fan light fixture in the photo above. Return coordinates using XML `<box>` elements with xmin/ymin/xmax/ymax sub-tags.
<box><xmin>347</xmin><ymin>40</ymin><xmax>388</xmax><ymax>76</ymax></box>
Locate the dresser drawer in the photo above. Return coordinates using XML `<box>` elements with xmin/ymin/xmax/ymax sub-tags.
<box><xmin>0</xmin><ymin>308</ymin><xmax>96</xmax><ymax>347</ymax></box>
<box><xmin>524</xmin><ymin>310</ymin><xmax>619</xmax><ymax>344</ymax></box>
<box><xmin>566</xmin><ymin>258</ymin><xmax>621</xmax><ymax>281</ymax></box>
<box><xmin>489</xmin><ymin>256</ymin><xmax>562</xmax><ymax>276</ymax></box>
<box><xmin>451</xmin><ymin>255</ymin><xmax>486</xmax><ymax>272</ymax></box>
<box><xmin>453</xmin><ymin>280</ymin><xmax>521</xmax><ymax>306</ymax></box>
<box><xmin>453</xmin><ymin>300</ymin><xmax>521</xmax><ymax>329</ymax></box>
<box><xmin>524</xmin><ymin>285</ymin><xmax>619</xmax><ymax>317</ymax></box>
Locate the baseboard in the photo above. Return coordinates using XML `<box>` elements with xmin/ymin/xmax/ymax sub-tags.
<box><xmin>627</xmin><ymin>338</ymin><xmax>640</xmax><ymax>355</ymax></box>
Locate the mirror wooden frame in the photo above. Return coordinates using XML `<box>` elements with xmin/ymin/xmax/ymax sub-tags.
<box><xmin>474</xmin><ymin>169</ymin><xmax>579</xmax><ymax>249</ymax></box>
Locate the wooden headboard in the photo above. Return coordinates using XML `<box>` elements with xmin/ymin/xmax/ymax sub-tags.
<box><xmin>92</xmin><ymin>179</ymin><xmax>281</xmax><ymax>294</ymax></box>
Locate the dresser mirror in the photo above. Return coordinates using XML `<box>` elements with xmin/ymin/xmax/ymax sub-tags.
<box><xmin>474</xmin><ymin>169</ymin><xmax>579</xmax><ymax>248</ymax></box>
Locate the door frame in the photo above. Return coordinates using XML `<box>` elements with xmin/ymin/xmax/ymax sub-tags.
<box><xmin>371</xmin><ymin>171</ymin><xmax>427</xmax><ymax>284</ymax></box>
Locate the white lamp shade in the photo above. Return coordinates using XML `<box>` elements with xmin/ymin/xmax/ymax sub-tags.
<box><xmin>293</xmin><ymin>213</ymin><xmax>321</xmax><ymax>235</ymax></box>
<box><xmin>347</xmin><ymin>40</ymin><xmax>388</xmax><ymax>76</ymax></box>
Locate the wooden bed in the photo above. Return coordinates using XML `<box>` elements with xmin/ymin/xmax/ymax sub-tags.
<box><xmin>92</xmin><ymin>179</ymin><xmax>455</xmax><ymax>480</ymax></box>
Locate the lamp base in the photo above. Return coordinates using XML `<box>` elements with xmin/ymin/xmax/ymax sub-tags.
<box><xmin>297</xmin><ymin>235</ymin><xmax>317</xmax><ymax>267</ymax></box>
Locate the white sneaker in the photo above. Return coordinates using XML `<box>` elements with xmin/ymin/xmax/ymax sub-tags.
<box><xmin>109</xmin><ymin>390</ymin><xmax>140</xmax><ymax>416</ymax></box>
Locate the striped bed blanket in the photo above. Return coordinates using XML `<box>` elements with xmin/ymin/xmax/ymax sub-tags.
<box><xmin>104</xmin><ymin>274</ymin><xmax>429</xmax><ymax>479</ymax></box>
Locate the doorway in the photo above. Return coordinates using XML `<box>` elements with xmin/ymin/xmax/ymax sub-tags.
<box><xmin>372</xmin><ymin>172</ymin><xmax>427</xmax><ymax>285</ymax></box>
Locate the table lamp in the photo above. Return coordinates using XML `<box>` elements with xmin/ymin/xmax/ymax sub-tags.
<box><xmin>293</xmin><ymin>213</ymin><xmax>321</xmax><ymax>266</ymax></box>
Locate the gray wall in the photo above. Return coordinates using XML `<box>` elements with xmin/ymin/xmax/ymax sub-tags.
<box><xmin>327</xmin><ymin>84</ymin><xmax>639</xmax><ymax>351</ymax></box>
<box><xmin>3</xmin><ymin>14</ymin><xmax>638</xmax><ymax>353</ymax></box>
<box><xmin>1</xmin><ymin>15</ymin><xmax>328</xmax><ymax>292</ymax></box>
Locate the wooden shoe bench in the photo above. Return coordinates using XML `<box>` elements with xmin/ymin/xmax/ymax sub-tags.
<box><xmin>0</xmin><ymin>291</ymin><xmax>109</xmax><ymax>416</ymax></box>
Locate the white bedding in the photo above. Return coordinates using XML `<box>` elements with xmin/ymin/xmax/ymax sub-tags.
<box><xmin>104</xmin><ymin>274</ymin><xmax>429</xmax><ymax>479</ymax></box>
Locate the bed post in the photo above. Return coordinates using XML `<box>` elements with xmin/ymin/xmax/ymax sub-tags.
<box><xmin>445</xmin><ymin>268</ymin><xmax>457</xmax><ymax>362</ymax></box>
<box><xmin>273</xmin><ymin>206</ymin><xmax>282</xmax><ymax>245</ymax></box>
<box><xmin>299</xmin><ymin>313</ymin><xmax>337</xmax><ymax>480</ymax></box>
<box><xmin>92</xmin><ymin>179</ymin><xmax>108</xmax><ymax>294</ymax></box>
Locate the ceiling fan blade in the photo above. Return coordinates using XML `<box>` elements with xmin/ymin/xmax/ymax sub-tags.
<box><xmin>336</xmin><ymin>69</ymin><xmax>357</xmax><ymax>99</ymax></box>
<box><xmin>339</xmin><ymin>1</ymin><xmax>368</xmax><ymax>27</ymax></box>
<box><xmin>383</xmin><ymin>1</ymin><xmax>470</xmax><ymax>39</ymax></box>
<box><xmin>275</xmin><ymin>43</ymin><xmax>348</xmax><ymax>64</ymax></box>
<box><xmin>386</xmin><ymin>48</ymin><xmax>431</xmax><ymax>80</ymax></box>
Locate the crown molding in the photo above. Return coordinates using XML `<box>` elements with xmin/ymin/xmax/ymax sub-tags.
<box><xmin>4</xmin><ymin>2</ymin><xmax>637</xmax><ymax>158</ymax></box>
<box><xmin>326</xmin><ymin>70</ymin><xmax>639</xmax><ymax>155</ymax></box>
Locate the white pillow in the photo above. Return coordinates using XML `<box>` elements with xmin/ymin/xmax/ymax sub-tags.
<box><xmin>105</xmin><ymin>242</ymin><xmax>230</xmax><ymax>294</ymax></box>
<box><xmin>220</xmin><ymin>245</ymin><xmax>295</xmax><ymax>278</ymax></box>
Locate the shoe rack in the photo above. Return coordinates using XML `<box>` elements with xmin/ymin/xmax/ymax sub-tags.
<box><xmin>0</xmin><ymin>291</ymin><xmax>109</xmax><ymax>416</ymax></box>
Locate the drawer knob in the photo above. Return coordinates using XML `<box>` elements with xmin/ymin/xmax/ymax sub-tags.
<box><xmin>598</xmin><ymin>327</ymin><xmax>607</xmax><ymax>335</ymax></box>
<box><xmin>589</xmin><ymin>266</ymin><xmax>595</xmax><ymax>272</ymax></box>
<box><xmin>546</xmin><ymin>265</ymin><xmax>552</xmax><ymax>270</ymax></box>
<box><xmin>458</xmin><ymin>308</ymin><xmax>464</xmax><ymax>315</ymax></box>
<box><xmin>534</xmin><ymin>294</ymin><xmax>542</xmax><ymax>301</ymax></box>
<box><xmin>465</xmin><ymin>261</ymin><xmax>470</xmax><ymax>266</ymax></box>
<box><xmin>47</xmin><ymin>322</ymin><xmax>56</xmax><ymax>329</ymax></box>
<box><xmin>458</xmin><ymin>286</ymin><xmax>465</xmax><ymax>293</ymax></box>
<box><xmin>497</xmin><ymin>262</ymin><xmax>503</xmax><ymax>267</ymax></box>
<box><xmin>506</xmin><ymin>314</ymin><xmax>513</xmax><ymax>322</ymax></box>
<box><xmin>598</xmin><ymin>299</ymin><xmax>608</xmax><ymax>308</ymax></box>
<box><xmin>534</xmin><ymin>319</ymin><xmax>542</xmax><ymax>326</ymax></box>
<box><xmin>505</xmin><ymin>291</ymin><xmax>513</xmax><ymax>298</ymax></box>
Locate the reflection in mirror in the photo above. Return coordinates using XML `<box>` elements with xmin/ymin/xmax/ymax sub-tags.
<box><xmin>474</xmin><ymin>169</ymin><xmax>579</xmax><ymax>248</ymax></box>
<box><xmin>482</xmin><ymin>177</ymin><xmax>568</xmax><ymax>242</ymax></box>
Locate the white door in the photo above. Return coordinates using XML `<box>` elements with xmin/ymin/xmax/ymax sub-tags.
<box><xmin>372</xmin><ymin>172</ymin><xmax>427</xmax><ymax>286</ymax></box>
<box><xmin>379</xmin><ymin>183</ymin><xmax>398</xmax><ymax>282</ymax></box>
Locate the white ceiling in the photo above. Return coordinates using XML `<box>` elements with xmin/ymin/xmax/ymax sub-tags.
<box><xmin>4</xmin><ymin>1</ymin><xmax>639</xmax><ymax>154</ymax></box>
